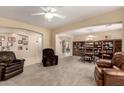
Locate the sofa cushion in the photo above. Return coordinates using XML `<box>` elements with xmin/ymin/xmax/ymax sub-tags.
<box><xmin>43</xmin><ymin>48</ymin><xmax>54</xmax><ymax>57</ymax></box>
<box><xmin>0</xmin><ymin>51</ymin><xmax>16</xmax><ymax>64</ymax></box>
<box><xmin>0</xmin><ymin>55</ymin><xmax>12</xmax><ymax>64</ymax></box>
<box><xmin>95</xmin><ymin>66</ymin><xmax>115</xmax><ymax>80</ymax></box>
<box><xmin>112</xmin><ymin>52</ymin><xmax>124</xmax><ymax>69</ymax></box>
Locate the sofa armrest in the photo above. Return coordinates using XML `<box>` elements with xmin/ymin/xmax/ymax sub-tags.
<box><xmin>13</xmin><ymin>59</ymin><xmax>25</xmax><ymax>62</ymax></box>
<box><xmin>0</xmin><ymin>62</ymin><xmax>7</xmax><ymax>67</ymax></box>
<box><xmin>96</xmin><ymin>61</ymin><xmax>112</xmax><ymax>68</ymax></box>
<box><xmin>103</xmin><ymin>69</ymin><xmax>124</xmax><ymax>85</ymax></box>
<box><xmin>103</xmin><ymin>69</ymin><xmax>124</xmax><ymax>77</ymax></box>
<box><xmin>0</xmin><ymin>66</ymin><xmax>4</xmax><ymax>80</ymax></box>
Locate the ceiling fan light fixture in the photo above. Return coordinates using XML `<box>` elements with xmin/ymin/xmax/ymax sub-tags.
<box><xmin>51</xmin><ymin>8</ymin><xmax>57</xmax><ymax>12</ymax></box>
<box><xmin>45</xmin><ymin>13</ymin><xmax>54</xmax><ymax>19</ymax></box>
<box><xmin>32</xmin><ymin>6</ymin><xmax>65</xmax><ymax>22</ymax></box>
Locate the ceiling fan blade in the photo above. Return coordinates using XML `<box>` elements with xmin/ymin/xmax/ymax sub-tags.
<box><xmin>32</xmin><ymin>13</ymin><xmax>45</xmax><ymax>16</ymax></box>
<box><xmin>40</xmin><ymin>7</ymin><xmax>49</xmax><ymax>12</ymax></box>
<box><xmin>53</xmin><ymin>13</ymin><xmax>65</xmax><ymax>19</ymax></box>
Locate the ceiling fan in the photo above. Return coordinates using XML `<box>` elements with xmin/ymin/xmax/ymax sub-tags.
<box><xmin>32</xmin><ymin>6</ymin><xmax>65</xmax><ymax>22</ymax></box>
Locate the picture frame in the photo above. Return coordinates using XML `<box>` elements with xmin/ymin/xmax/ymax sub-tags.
<box><xmin>18</xmin><ymin>40</ymin><xmax>23</xmax><ymax>44</ymax></box>
<box><xmin>1</xmin><ymin>46</ymin><xmax>10</xmax><ymax>51</ymax></box>
<box><xmin>8</xmin><ymin>37</ymin><xmax>16</xmax><ymax>42</ymax></box>
<box><xmin>26</xmin><ymin>48</ymin><xmax>28</xmax><ymax>50</ymax></box>
<box><xmin>0</xmin><ymin>36</ymin><xmax>5</xmax><ymax>41</ymax></box>
<box><xmin>1</xmin><ymin>46</ymin><xmax>5</xmax><ymax>51</ymax></box>
<box><xmin>22</xmin><ymin>37</ymin><xmax>26</xmax><ymax>40</ymax></box>
<box><xmin>7</xmin><ymin>42</ymin><xmax>13</xmax><ymax>46</ymax></box>
<box><xmin>18</xmin><ymin>46</ymin><xmax>23</xmax><ymax>50</ymax></box>
<box><xmin>23</xmin><ymin>40</ymin><xmax>28</xmax><ymax>45</ymax></box>
<box><xmin>0</xmin><ymin>42</ymin><xmax>2</xmax><ymax>46</ymax></box>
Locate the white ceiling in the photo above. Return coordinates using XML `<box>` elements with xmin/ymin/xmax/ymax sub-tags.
<box><xmin>0</xmin><ymin>6</ymin><xmax>122</xmax><ymax>29</ymax></box>
<box><xmin>64</xmin><ymin>23</ymin><xmax>122</xmax><ymax>36</ymax></box>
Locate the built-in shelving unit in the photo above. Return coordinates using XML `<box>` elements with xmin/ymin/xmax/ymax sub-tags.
<box><xmin>85</xmin><ymin>41</ymin><xmax>95</xmax><ymax>62</ymax></box>
<box><xmin>73</xmin><ymin>39</ymin><xmax>122</xmax><ymax>60</ymax></box>
<box><xmin>73</xmin><ymin>41</ymin><xmax>85</xmax><ymax>56</ymax></box>
<box><xmin>94</xmin><ymin>41</ymin><xmax>102</xmax><ymax>58</ymax></box>
<box><xmin>102</xmin><ymin>40</ymin><xmax>113</xmax><ymax>59</ymax></box>
<box><xmin>114</xmin><ymin>40</ymin><xmax>122</xmax><ymax>52</ymax></box>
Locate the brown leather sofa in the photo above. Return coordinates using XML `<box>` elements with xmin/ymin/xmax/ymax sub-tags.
<box><xmin>94</xmin><ymin>52</ymin><xmax>124</xmax><ymax>86</ymax></box>
<box><xmin>42</xmin><ymin>48</ymin><xmax>58</xmax><ymax>67</ymax></box>
<box><xmin>0</xmin><ymin>51</ymin><xmax>25</xmax><ymax>80</ymax></box>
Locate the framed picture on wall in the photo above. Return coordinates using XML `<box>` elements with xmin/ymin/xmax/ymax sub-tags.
<box><xmin>7</xmin><ymin>42</ymin><xmax>13</xmax><ymax>46</ymax></box>
<box><xmin>0</xmin><ymin>36</ymin><xmax>5</xmax><ymax>41</ymax></box>
<box><xmin>1</xmin><ymin>46</ymin><xmax>5</xmax><ymax>51</ymax></box>
<box><xmin>26</xmin><ymin>47</ymin><xmax>28</xmax><ymax>50</ymax></box>
<box><xmin>22</xmin><ymin>37</ymin><xmax>26</xmax><ymax>40</ymax></box>
<box><xmin>0</xmin><ymin>42</ymin><xmax>2</xmax><ymax>46</ymax></box>
<box><xmin>1</xmin><ymin>46</ymin><xmax>10</xmax><ymax>51</ymax></box>
<box><xmin>8</xmin><ymin>37</ymin><xmax>16</xmax><ymax>42</ymax></box>
<box><xmin>23</xmin><ymin>40</ymin><xmax>28</xmax><ymax>45</ymax></box>
<box><xmin>18</xmin><ymin>40</ymin><xmax>23</xmax><ymax>44</ymax></box>
<box><xmin>18</xmin><ymin>46</ymin><xmax>23</xmax><ymax>50</ymax></box>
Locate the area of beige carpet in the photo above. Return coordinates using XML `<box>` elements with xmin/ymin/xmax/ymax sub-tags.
<box><xmin>0</xmin><ymin>56</ymin><xmax>96</xmax><ymax>86</ymax></box>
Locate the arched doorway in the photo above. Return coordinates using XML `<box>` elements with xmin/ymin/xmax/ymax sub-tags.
<box><xmin>0</xmin><ymin>27</ymin><xmax>43</xmax><ymax>66</ymax></box>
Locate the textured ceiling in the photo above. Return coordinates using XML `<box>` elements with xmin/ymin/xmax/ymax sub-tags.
<box><xmin>0</xmin><ymin>6</ymin><xmax>122</xmax><ymax>29</ymax></box>
<box><xmin>64</xmin><ymin>23</ymin><xmax>122</xmax><ymax>35</ymax></box>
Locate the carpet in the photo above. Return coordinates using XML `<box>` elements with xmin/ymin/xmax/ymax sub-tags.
<box><xmin>0</xmin><ymin>56</ymin><xmax>96</xmax><ymax>86</ymax></box>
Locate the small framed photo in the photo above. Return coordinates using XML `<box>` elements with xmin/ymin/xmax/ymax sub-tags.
<box><xmin>18</xmin><ymin>40</ymin><xmax>23</xmax><ymax>44</ymax></box>
<box><xmin>18</xmin><ymin>46</ymin><xmax>23</xmax><ymax>50</ymax></box>
<box><xmin>23</xmin><ymin>40</ymin><xmax>28</xmax><ymax>45</ymax></box>
<box><xmin>22</xmin><ymin>37</ymin><xmax>26</xmax><ymax>40</ymax></box>
<box><xmin>0</xmin><ymin>42</ymin><xmax>2</xmax><ymax>46</ymax></box>
<box><xmin>1</xmin><ymin>46</ymin><xmax>5</xmax><ymax>51</ymax></box>
<box><xmin>7</xmin><ymin>42</ymin><xmax>13</xmax><ymax>46</ymax></box>
<box><xmin>26</xmin><ymin>48</ymin><xmax>28</xmax><ymax>50</ymax></box>
<box><xmin>8</xmin><ymin>37</ymin><xmax>16</xmax><ymax>42</ymax></box>
<box><xmin>0</xmin><ymin>36</ymin><xmax>5</xmax><ymax>41</ymax></box>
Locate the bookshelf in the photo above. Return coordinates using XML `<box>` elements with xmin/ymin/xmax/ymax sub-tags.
<box><xmin>114</xmin><ymin>40</ymin><xmax>122</xmax><ymax>52</ymax></box>
<box><xmin>102</xmin><ymin>40</ymin><xmax>113</xmax><ymax>59</ymax></box>
<box><xmin>73</xmin><ymin>39</ymin><xmax>122</xmax><ymax>60</ymax></box>
<box><xmin>94</xmin><ymin>41</ymin><xmax>102</xmax><ymax>58</ymax></box>
<box><xmin>85</xmin><ymin>41</ymin><xmax>95</xmax><ymax>62</ymax></box>
<box><xmin>73</xmin><ymin>41</ymin><xmax>85</xmax><ymax>56</ymax></box>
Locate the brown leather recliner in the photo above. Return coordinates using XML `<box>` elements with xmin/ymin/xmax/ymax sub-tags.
<box><xmin>42</xmin><ymin>48</ymin><xmax>58</xmax><ymax>67</ymax></box>
<box><xmin>94</xmin><ymin>52</ymin><xmax>124</xmax><ymax>86</ymax></box>
<box><xmin>0</xmin><ymin>51</ymin><xmax>25</xmax><ymax>80</ymax></box>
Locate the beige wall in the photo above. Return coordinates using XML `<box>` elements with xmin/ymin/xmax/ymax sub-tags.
<box><xmin>52</xmin><ymin>7</ymin><xmax>124</xmax><ymax>51</ymax></box>
<box><xmin>74</xmin><ymin>30</ymin><xmax>123</xmax><ymax>41</ymax></box>
<box><xmin>122</xmin><ymin>21</ymin><xmax>124</xmax><ymax>51</ymax></box>
<box><xmin>0</xmin><ymin>17</ymin><xmax>51</xmax><ymax>48</ymax></box>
